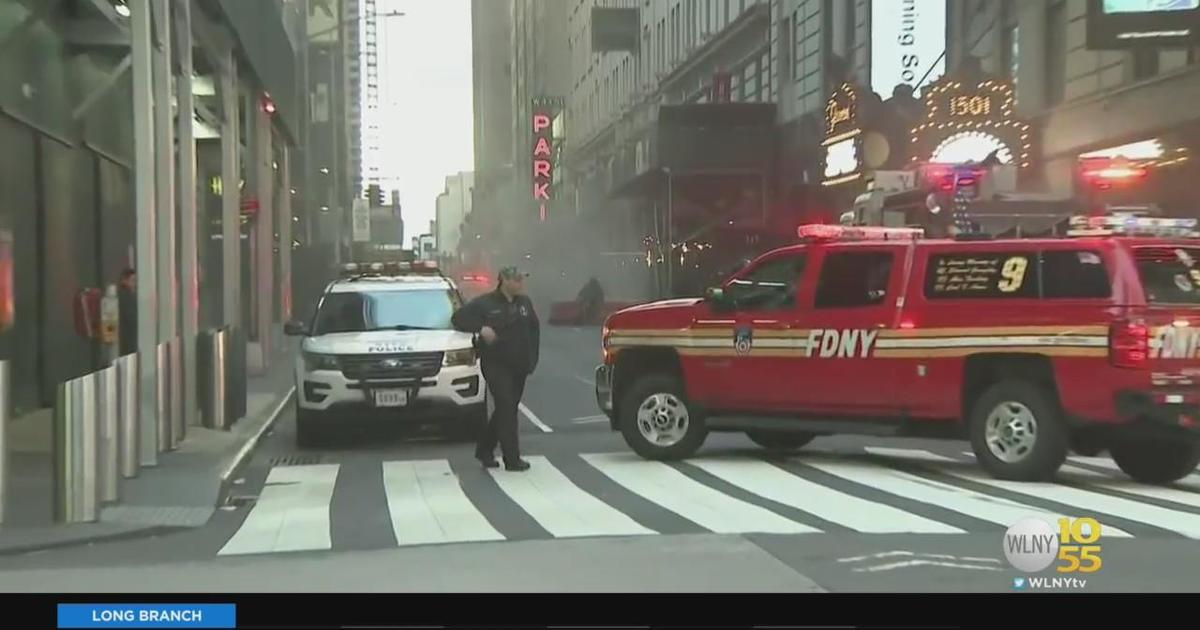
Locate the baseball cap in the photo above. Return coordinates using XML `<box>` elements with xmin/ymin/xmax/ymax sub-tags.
<box><xmin>498</xmin><ymin>266</ymin><xmax>529</xmax><ymax>281</ymax></box>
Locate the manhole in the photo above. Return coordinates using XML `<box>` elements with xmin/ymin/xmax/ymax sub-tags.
<box><xmin>269</xmin><ymin>454</ymin><xmax>323</xmax><ymax>467</ymax></box>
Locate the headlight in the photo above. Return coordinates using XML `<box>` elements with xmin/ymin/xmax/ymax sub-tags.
<box><xmin>303</xmin><ymin>352</ymin><xmax>338</xmax><ymax>371</ymax></box>
<box><xmin>444</xmin><ymin>348</ymin><xmax>476</xmax><ymax>367</ymax></box>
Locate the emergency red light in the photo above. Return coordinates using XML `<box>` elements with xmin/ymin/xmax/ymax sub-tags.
<box><xmin>1083</xmin><ymin>166</ymin><xmax>1147</xmax><ymax>180</ymax></box>
<box><xmin>797</xmin><ymin>224</ymin><xmax>924</xmax><ymax>241</ymax></box>
<box><xmin>260</xmin><ymin>94</ymin><xmax>277</xmax><ymax>115</ymax></box>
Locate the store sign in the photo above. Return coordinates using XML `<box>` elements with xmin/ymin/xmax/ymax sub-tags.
<box><xmin>822</xmin><ymin>83</ymin><xmax>864</xmax><ymax>186</ymax></box>
<box><xmin>1086</xmin><ymin>0</ymin><xmax>1200</xmax><ymax>49</ymax></box>
<box><xmin>910</xmin><ymin>77</ymin><xmax>1032</xmax><ymax>169</ymax></box>
<box><xmin>531</xmin><ymin>97</ymin><xmax>564</xmax><ymax>221</ymax></box>
<box><xmin>870</xmin><ymin>0</ymin><xmax>946</xmax><ymax>97</ymax></box>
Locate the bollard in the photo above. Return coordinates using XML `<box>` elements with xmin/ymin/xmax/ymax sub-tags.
<box><xmin>208</xmin><ymin>329</ymin><xmax>227</xmax><ymax>430</ymax></box>
<box><xmin>54</xmin><ymin>376</ymin><xmax>99</xmax><ymax>523</ymax></box>
<box><xmin>117</xmin><ymin>354</ymin><xmax>140</xmax><ymax>479</ymax></box>
<box><xmin>0</xmin><ymin>361</ymin><xmax>9</xmax><ymax>526</ymax></box>
<box><xmin>98</xmin><ymin>367</ymin><xmax>119</xmax><ymax>504</ymax></box>
<box><xmin>169</xmin><ymin>337</ymin><xmax>184</xmax><ymax>447</ymax></box>
<box><xmin>156</xmin><ymin>343</ymin><xmax>172</xmax><ymax>452</ymax></box>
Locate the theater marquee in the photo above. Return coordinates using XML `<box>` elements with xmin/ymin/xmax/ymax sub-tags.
<box><xmin>909</xmin><ymin>77</ymin><xmax>1032</xmax><ymax>168</ymax></box>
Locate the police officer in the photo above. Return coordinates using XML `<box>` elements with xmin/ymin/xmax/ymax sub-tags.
<box><xmin>451</xmin><ymin>266</ymin><xmax>539</xmax><ymax>471</ymax></box>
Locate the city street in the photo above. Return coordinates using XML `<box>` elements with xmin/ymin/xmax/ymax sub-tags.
<box><xmin>2</xmin><ymin>326</ymin><xmax>1200</xmax><ymax>593</ymax></box>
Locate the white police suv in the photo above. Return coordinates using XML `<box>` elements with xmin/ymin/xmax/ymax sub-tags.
<box><xmin>284</xmin><ymin>261</ymin><xmax>486</xmax><ymax>447</ymax></box>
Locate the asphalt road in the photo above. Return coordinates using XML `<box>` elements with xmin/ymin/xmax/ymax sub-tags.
<box><xmin>3</xmin><ymin>326</ymin><xmax>1200</xmax><ymax>594</ymax></box>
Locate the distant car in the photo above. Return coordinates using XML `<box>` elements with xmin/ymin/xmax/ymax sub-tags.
<box><xmin>284</xmin><ymin>261</ymin><xmax>486</xmax><ymax>447</ymax></box>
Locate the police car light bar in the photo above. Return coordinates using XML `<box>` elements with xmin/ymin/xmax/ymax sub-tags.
<box><xmin>1067</xmin><ymin>215</ymin><xmax>1200</xmax><ymax>238</ymax></box>
<box><xmin>797</xmin><ymin>224</ymin><xmax>925</xmax><ymax>242</ymax></box>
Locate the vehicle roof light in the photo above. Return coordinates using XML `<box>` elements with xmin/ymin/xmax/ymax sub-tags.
<box><xmin>797</xmin><ymin>224</ymin><xmax>924</xmax><ymax>242</ymax></box>
<box><xmin>1067</xmin><ymin>215</ymin><xmax>1200</xmax><ymax>238</ymax></box>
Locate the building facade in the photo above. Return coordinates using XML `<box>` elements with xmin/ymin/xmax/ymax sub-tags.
<box><xmin>469</xmin><ymin>0</ymin><xmax>514</xmax><ymax>257</ymax></box>
<box><xmin>435</xmin><ymin>172</ymin><xmax>474</xmax><ymax>262</ymax></box>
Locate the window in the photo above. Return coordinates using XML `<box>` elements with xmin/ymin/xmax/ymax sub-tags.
<box><xmin>313</xmin><ymin>290</ymin><xmax>460</xmax><ymax>335</ymax></box>
<box><xmin>726</xmin><ymin>254</ymin><xmax>807</xmax><ymax>310</ymax></box>
<box><xmin>1045</xmin><ymin>1</ymin><xmax>1066</xmax><ymax>106</ymax></box>
<box><xmin>924</xmin><ymin>252</ymin><xmax>1039</xmax><ymax>299</ymax></box>
<box><xmin>815</xmin><ymin>252</ymin><xmax>895</xmax><ymax>309</ymax></box>
<box><xmin>1133</xmin><ymin>247</ymin><xmax>1200</xmax><ymax>305</ymax></box>
<box><xmin>1041</xmin><ymin>250</ymin><xmax>1111</xmax><ymax>299</ymax></box>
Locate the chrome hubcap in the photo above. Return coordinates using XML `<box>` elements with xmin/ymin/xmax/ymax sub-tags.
<box><xmin>984</xmin><ymin>401</ymin><xmax>1039</xmax><ymax>464</ymax></box>
<box><xmin>636</xmin><ymin>393</ymin><xmax>689</xmax><ymax>447</ymax></box>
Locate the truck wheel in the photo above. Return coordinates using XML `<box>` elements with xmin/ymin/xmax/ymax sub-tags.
<box><xmin>1110</xmin><ymin>439</ymin><xmax>1200</xmax><ymax>485</ymax></box>
<box><xmin>968</xmin><ymin>380</ymin><xmax>1068</xmax><ymax>481</ymax></box>
<box><xmin>745</xmin><ymin>430</ymin><xmax>816</xmax><ymax>452</ymax></box>
<box><xmin>619</xmin><ymin>373</ymin><xmax>707</xmax><ymax>460</ymax></box>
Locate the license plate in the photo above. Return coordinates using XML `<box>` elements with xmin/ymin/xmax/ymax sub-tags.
<box><xmin>373</xmin><ymin>389</ymin><xmax>408</xmax><ymax>407</ymax></box>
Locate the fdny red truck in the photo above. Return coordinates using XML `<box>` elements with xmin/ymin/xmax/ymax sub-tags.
<box><xmin>594</xmin><ymin>216</ymin><xmax>1200</xmax><ymax>484</ymax></box>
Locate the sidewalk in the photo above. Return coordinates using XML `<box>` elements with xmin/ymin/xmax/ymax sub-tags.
<box><xmin>0</xmin><ymin>343</ymin><xmax>296</xmax><ymax>554</ymax></box>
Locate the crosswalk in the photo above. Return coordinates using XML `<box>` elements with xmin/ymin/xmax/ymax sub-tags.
<box><xmin>216</xmin><ymin>447</ymin><xmax>1200</xmax><ymax>557</ymax></box>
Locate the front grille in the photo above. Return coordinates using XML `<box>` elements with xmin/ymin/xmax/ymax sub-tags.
<box><xmin>338</xmin><ymin>352</ymin><xmax>444</xmax><ymax>381</ymax></box>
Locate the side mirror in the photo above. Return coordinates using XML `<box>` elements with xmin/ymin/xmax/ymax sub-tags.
<box><xmin>284</xmin><ymin>320</ymin><xmax>310</xmax><ymax>337</ymax></box>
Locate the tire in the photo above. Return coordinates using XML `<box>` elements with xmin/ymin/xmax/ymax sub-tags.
<box><xmin>1110</xmin><ymin>438</ymin><xmax>1200</xmax><ymax>485</ymax></box>
<box><xmin>295</xmin><ymin>406</ymin><xmax>328</xmax><ymax>449</ymax></box>
<box><xmin>967</xmin><ymin>379</ymin><xmax>1069</xmax><ymax>481</ymax></box>
<box><xmin>618</xmin><ymin>373</ymin><xmax>707</xmax><ymax>460</ymax></box>
<box><xmin>745</xmin><ymin>430</ymin><xmax>817</xmax><ymax>452</ymax></box>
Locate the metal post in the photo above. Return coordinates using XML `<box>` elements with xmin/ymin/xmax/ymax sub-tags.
<box><xmin>170</xmin><ymin>337</ymin><xmax>184</xmax><ymax>446</ymax></box>
<box><xmin>221</xmin><ymin>53</ymin><xmax>241</xmax><ymax>328</ymax></box>
<box><xmin>176</xmin><ymin>0</ymin><xmax>200</xmax><ymax>431</ymax></box>
<box><xmin>117</xmin><ymin>354</ymin><xmax>140</xmax><ymax>478</ymax></box>
<box><xmin>0</xmin><ymin>361</ymin><xmax>9</xmax><ymax>525</ymax></box>
<box><xmin>130</xmin><ymin>0</ymin><xmax>159</xmax><ymax>468</ymax></box>
<box><xmin>98</xmin><ymin>367</ymin><xmax>119</xmax><ymax>504</ymax></box>
<box><xmin>54</xmin><ymin>376</ymin><xmax>99</xmax><ymax>524</ymax></box>
<box><xmin>156</xmin><ymin>343</ymin><xmax>171</xmax><ymax>452</ymax></box>
<box><xmin>208</xmin><ymin>328</ymin><xmax>227</xmax><ymax>430</ymax></box>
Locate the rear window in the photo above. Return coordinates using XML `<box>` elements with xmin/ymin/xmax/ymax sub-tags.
<box><xmin>1134</xmin><ymin>246</ymin><xmax>1200</xmax><ymax>305</ymax></box>
<box><xmin>1041</xmin><ymin>250</ymin><xmax>1112</xmax><ymax>299</ymax></box>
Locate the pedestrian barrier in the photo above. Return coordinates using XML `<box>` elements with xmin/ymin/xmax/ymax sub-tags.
<box><xmin>226</xmin><ymin>325</ymin><xmax>247</xmax><ymax>427</ymax></box>
<box><xmin>0</xmin><ymin>361</ymin><xmax>10</xmax><ymax>526</ymax></box>
<box><xmin>116</xmin><ymin>354</ymin><xmax>139</xmax><ymax>479</ymax></box>
<box><xmin>198</xmin><ymin>327</ymin><xmax>228</xmax><ymax>430</ymax></box>
<box><xmin>54</xmin><ymin>375</ymin><xmax>98</xmax><ymax>523</ymax></box>
<box><xmin>97</xmin><ymin>366</ymin><xmax>119</xmax><ymax>504</ymax></box>
<box><xmin>169</xmin><ymin>337</ymin><xmax>184</xmax><ymax>447</ymax></box>
<box><xmin>155</xmin><ymin>342</ymin><xmax>172</xmax><ymax>452</ymax></box>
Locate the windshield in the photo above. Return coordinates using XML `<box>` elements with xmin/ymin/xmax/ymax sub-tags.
<box><xmin>312</xmin><ymin>289</ymin><xmax>459</xmax><ymax>334</ymax></box>
<box><xmin>1134</xmin><ymin>247</ymin><xmax>1200</xmax><ymax>305</ymax></box>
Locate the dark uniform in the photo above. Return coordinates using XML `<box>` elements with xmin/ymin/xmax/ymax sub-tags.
<box><xmin>118</xmin><ymin>282</ymin><xmax>137</xmax><ymax>356</ymax></box>
<box><xmin>451</xmin><ymin>286</ymin><xmax>540</xmax><ymax>466</ymax></box>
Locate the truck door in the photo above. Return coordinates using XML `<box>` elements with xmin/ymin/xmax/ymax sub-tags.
<box><xmin>789</xmin><ymin>245</ymin><xmax>907</xmax><ymax>415</ymax></box>
<box><xmin>722</xmin><ymin>251</ymin><xmax>810</xmax><ymax>410</ymax></box>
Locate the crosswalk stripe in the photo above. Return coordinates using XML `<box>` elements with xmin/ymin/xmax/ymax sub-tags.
<box><xmin>865</xmin><ymin>447</ymin><xmax>962</xmax><ymax>463</ymax></box>
<box><xmin>488</xmin><ymin>456</ymin><xmax>654</xmax><ymax>538</ymax></box>
<box><xmin>1070</xmin><ymin>455</ymin><xmax>1200</xmax><ymax>485</ymax></box>
<box><xmin>804</xmin><ymin>457</ymin><xmax>1133</xmax><ymax>538</ymax></box>
<box><xmin>689</xmin><ymin>457</ymin><xmax>963</xmax><ymax>534</ymax></box>
<box><xmin>581</xmin><ymin>453</ymin><xmax>817</xmax><ymax>534</ymax></box>
<box><xmin>1060</xmin><ymin>464</ymin><xmax>1200</xmax><ymax>511</ymax></box>
<box><xmin>219</xmin><ymin>463</ymin><xmax>340</xmax><ymax>556</ymax></box>
<box><xmin>382</xmin><ymin>460</ymin><xmax>505</xmax><ymax>546</ymax></box>
<box><xmin>947</xmin><ymin>470</ymin><xmax>1200</xmax><ymax>538</ymax></box>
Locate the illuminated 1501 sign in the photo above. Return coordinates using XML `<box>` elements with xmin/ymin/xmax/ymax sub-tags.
<box><xmin>950</xmin><ymin>95</ymin><xmax>991</xmax><ymax>117</ymax></box>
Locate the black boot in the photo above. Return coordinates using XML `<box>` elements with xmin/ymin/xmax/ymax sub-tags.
<box><xmin>504</xmin><ymin>458</ymin><xmax>531</xmax><ymax>472</ymax></box>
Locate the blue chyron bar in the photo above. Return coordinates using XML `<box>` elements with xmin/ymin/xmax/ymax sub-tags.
<box><xmin>56</xmin><ymin>604</ymin><xmax>235</xmax><ymax>629</ymax></box>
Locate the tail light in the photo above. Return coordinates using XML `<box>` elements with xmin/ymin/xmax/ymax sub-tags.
<box><xmin>1110</xmin><ymin>320</ymin><xmax>1149</xmax><ymax>369</ymax></box>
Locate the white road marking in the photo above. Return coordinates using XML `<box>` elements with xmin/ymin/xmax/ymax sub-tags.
<box><xmin>689</xmin><ymin>457</ymin><xmax>962</xmax><ymax>534</ymax></box>
<box><xmin>838</xmin><ymin>550</ymin><xmax>1002</xmax><ymax>564</ymax></box>
<box><xmin>573</xmin><ymin>374</ymin><xmax>595</xmax><ymax>387</ymax></box>
<box><xmin>219</xmin><ymin>464</ymin><xmax>340</xmax><ymax>556</ymax></box>
<box><xmin>518</xmin><ymin>402</ymin><xmax>553</xmax><ymax>433</ymax></box>
<box><xmin>1060</xmin><ymin>464</ymin><xmax>1200</xmax><ymax>511</ymax></box>
<box><xmin>947</xmin><ymin>470</ymin><xmax>1200</xmax><ymax>539</ymax></box>
<box><xmin>581</xmin><ymin>453</ymin><xmax>816</xmax><ymax>534</ymax></box>
<box><xmin>865</xmin><ymin>447</ymin><xmax>962</xmax><ymax>463</ymax></box>
<box><xmin>806</xmin><ymin>457</ymin><xmax>1133</xmax><ymax>537</ymax></box>
<box><xmin>852</xmin><ymin>559</ymin><xmax>1004</xmax><ymax>573</ymax></box>
<box><xmin>489</xmin><ymin>455</ymin><xmax>654</xmax><ymax>538</ymax></box>
<box><xmin>570</xmin><ymin>415</ymin><xmax>610</xmax><ymax>424</ymax></box>
<box><xmin>381</xmin><ymin>460</ymin><xmax>504</xmax><ymax>546</ymax></box>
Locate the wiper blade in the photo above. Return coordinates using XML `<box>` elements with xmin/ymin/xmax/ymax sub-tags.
<box><xmin>369</xmin><ymin>325</ymin><xmax>433</xmax><ymax>331</ymax></box>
